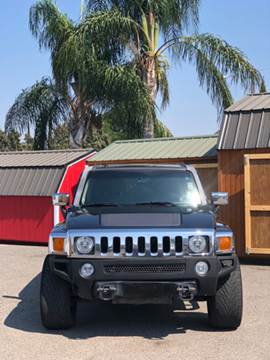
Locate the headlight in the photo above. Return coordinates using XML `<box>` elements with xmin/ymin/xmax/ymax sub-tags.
<box><xmin>189</xmin><ymin>235</ymin><xmax>208</xmax><ymax>254</ymax></box>
<box><xmin>75</xmin><ymin>236</ymin><xmax>94</xmax><ymax>254</ymax></box>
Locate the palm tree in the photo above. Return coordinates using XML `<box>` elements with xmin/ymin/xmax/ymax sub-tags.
<box><xmin>5</xmin><ymin>78</ymin><xmax>67</xmax><ymax>150</ymax></box>
<box><xmin>87</xmin><ymin>0</ymin><xmax>264</xmax><ymax>138</ymax></box>
<box><xmin>26</xmin><ymin>0</ymin><xmax>154</xmax><ymax>147</ymax></box>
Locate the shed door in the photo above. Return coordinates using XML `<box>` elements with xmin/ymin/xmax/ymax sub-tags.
<box><xmin>244</xmin><ymin>154</ymin><xmax>270</xmax><ymax>254</ymax></box>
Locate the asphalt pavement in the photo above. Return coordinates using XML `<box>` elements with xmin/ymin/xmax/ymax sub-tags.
<box><xmin>0</xmin><ymin>244</ymin><xmax>269</xmax><ymax>360</ymax></box>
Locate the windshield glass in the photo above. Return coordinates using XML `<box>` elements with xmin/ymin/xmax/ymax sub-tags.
<box><xmin>80</xmin><ymin>168</ymin><xmax>202</xmax><ymax>207</ymax></box>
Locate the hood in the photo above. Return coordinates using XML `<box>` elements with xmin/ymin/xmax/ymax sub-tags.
<box><xmin>66</xmin><ymin>206</ymin><xmax>215</xmax><ymax>230</ymax></box>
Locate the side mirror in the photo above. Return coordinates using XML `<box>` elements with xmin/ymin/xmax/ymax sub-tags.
<box><xmin>52</xmin><ymin>193</ymin><xmax>70</xmax><ymax>207</ymax></box>
<box><xmin>211</xmin><ymin>192</ymin><xmax>228</xmax><ymax>206</ymax></box>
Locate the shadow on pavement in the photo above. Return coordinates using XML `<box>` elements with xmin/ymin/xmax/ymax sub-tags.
<box><xmin>4</xmin><ymin>273</ymin><xmax>221</xmax><ymax>339</ymax></box>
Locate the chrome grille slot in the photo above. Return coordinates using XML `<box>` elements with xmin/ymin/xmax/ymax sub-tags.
<box><xmin>138</xmin><ymin>236</ymin><xmax>146</xmax><ymax>255</ymax></box>
<box><xmin>163</xmin><ymin>236</ymin><xmax>171</xmax><ymax>255</ymax></box>
<box><xmin>175</xmin><ymin>236</ymin><xmax>183</xmax><ymax>254</ymax></box>
<box><xmin>113</xmin><ymin>237</ymin><xmax>120</xmax><ymax>254</ymax></box>
<box><xmin>125</xmin><ymin>237</ymin><xmax>133</xmax><ymax>254</ymax></box>
<box><xmin>150</xmin><ymin>236</ymin><xmax>158</xmax><ymax>255</ymax></box>
<box><xmin>101</xmin><ymin>237</ymin><xmax>108</xmax><ymax>254</ymax></box>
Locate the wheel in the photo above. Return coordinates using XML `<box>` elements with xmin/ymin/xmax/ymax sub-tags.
<box><xmin>207</xmin><ymin>259</ymin><xmax>243</xmax><ymax>330</ymax></box>
<box><xmin>40</xmin><ymin>256</ymin><xmax>77</xmax><ymax>329</ymax></box>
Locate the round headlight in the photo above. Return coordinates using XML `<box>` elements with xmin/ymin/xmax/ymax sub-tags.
<box><xmin>189</xmin><ymin>235</ymin><xmax>207</xmax><ymax>254</ymax></box>
<box><xmin>76</xmin><ymin>236</ymin><xmax>94</xmax><ymax>254</ymax></box>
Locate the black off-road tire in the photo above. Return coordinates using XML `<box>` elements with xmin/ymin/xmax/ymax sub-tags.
<box><xmin>207</xmin><ymin>260</ymin><xmax>243</xmax><ymax>330</ymax></box>
<box><xmin>40</xmin><ymin>256</ymin><xmax>77</xmax><ymax>330</ymax></box>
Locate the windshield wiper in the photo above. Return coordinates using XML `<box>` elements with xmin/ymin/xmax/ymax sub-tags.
<box><xmin>135</xmin><ymin>201</ymin><xmax>177</xmax><ymax>207</ymax></box>
<box><xmin>81</xmin><ymin>203</ymin><xmax>120</xmax><ymax>208</ymax></box>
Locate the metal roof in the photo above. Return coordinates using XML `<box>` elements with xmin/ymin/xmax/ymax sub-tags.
<box><xmin>89</xmin><ymin>135</ymin><xmax>218</xmax><ymax>164</ymax></box>
<box><xmin>0</xmin><ymin>149</ymin><xmax>94</xmax><ymax>196</ymax></box>
<box><xmin>219</xmin><ymin>94</ymin><xmax>270</xmax><ymax>150</ymax></box>
<box><xmin>225</xmin><ymin>93</ymin><xmax>270</xmax><ymax>112</ymax></box>
<box><xmin>0</xmin><ymin>168</ymin><xmax>65</xmax><ymax>196</ymax></box>
<box><xmin>0</xmin><ymin>149</ymin><xmax>93</xmax><ymax>168</ymax></box>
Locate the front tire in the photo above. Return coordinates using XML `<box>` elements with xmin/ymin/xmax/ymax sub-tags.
<box><xmin>40</xmin><ymin>256</ymin><xmax>77</xmax><ymax>329</ymax></box>
<box><xmin>207</xmin><ymin>260</ymin><xmax>243</xmax><ymax>330</ymax></box>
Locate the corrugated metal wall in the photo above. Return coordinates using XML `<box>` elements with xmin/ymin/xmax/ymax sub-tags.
<box><xmin>218</xmin><ymin>148</ymin><xmax>270</xmax><ymax>257</ymax></box>
<box><xmin>0</xmin><ymin>196</ymin><xmax>53</xmax><ymax>243</ymax></box>
<box><xmin>0</xmin><ymin>153</ymin><xmax>94</xmax><ymax>244</ymax></box>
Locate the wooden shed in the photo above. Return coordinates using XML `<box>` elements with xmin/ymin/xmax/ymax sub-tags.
<box><xmin>88</xmin><ymin>135</ymin><xmax>219</xmax><ymax>198</ymax></box>
<box><xmin>0</xmin><ymin>149</ymin><xmax>94</xmax><ymax>244</ymax></box>
<box><xmin>218</xmin><ymin>93</ymin><xmax>270</xmax><ymax>258</ymax></box>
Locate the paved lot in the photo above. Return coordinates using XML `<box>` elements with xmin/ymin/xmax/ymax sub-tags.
<box><xmin>0</xmin><ymin>244</ymin><xmax>269</xmax><ymax>360</ymax></box>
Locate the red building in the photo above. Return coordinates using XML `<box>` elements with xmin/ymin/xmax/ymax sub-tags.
<box><xmin>0</xmin><ymin>149</ymin><xmax>94</xmax><ymax>244</ymax></box>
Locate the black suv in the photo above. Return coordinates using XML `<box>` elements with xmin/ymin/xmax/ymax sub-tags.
<box><xmin>40</xmin><ymin>164</ymin><xmax>242</xmax><ymax>330</ymax></box>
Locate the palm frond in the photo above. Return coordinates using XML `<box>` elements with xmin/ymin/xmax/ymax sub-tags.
<box><xmin>5</xmin><ymin>78</ymin><xmax>68</xmax><ymax>149</ymax></box>
<box><xmin>29</xmin><ymin>0</ymin><xmax>74</xmax><ymax>51</ymax></box>
<box><xmin>155</xmin><ymin>57</ymin><xmax>170</xmax><ymax>109</ymax></box>
<box><xmin>86</xmin><ymin>1</ymin><xmax>200</xmax><ymax>38</ymax></box>
<box><xmin>169</xmin><ymin>34</ymin><xmax>263</xmax><ymax>93</ymax></box>
<box><xmin>195</xmin><ymin>49</ymin><xmax>233</xmax><ymax>110</ymax></box>
<box><xmin>156</xmin><ymin>33</ymin><xmax>263</xmax><ymax>111</ymax></box>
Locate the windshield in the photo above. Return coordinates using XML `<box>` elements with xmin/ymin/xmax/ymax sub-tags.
<box><xmin>80</xmin><ymin>168</ymin><xmax>202</xmax><ymax>208</ymax></box>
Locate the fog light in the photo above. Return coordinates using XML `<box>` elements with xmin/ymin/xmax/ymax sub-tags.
<box><xmin>80</xmin><ymin>263</ymin><xmax>95</xmax><ymax>279</ymax></box>
<box><xmin>195</xmin><ymin>261</ymin><xmax>209</xmax><ymax>276</ymax></box>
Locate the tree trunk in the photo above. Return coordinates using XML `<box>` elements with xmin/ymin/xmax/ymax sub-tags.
<box><xmin>69</xmin><ymin>120</ymin><xmax>86</xmax><ymax>149</ymax></box>
<box><xmin>69</xmin><ymin>103</ymin><xmax>102</xmax><ymax>149</ymax></box>
<box><xmin>143</xmin><ymin>11</ymin><xmax>158</xmax><ymax>139</ymax></box>
<box><xmin>143</xmin><ymin>56</ymin><xmax>157</xmax><ymax>138</ymax></box>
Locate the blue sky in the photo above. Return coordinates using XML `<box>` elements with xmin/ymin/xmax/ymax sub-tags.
<box><xmin>1</xmin><ymin>0</ymin><xmax>270</xmax><ymax>136</ymax></box>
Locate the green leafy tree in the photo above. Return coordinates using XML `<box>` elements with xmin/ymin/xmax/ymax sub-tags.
<box><xmin>27</xmin><ymin>0</ymin><xmax>154</xmax><ymax>147</ymax></box>
<box><xmin>0</xmin><ymin>130</ymin><xmax>22</xmax><ymax>151</ymax></box>
<box><xmin>5</xmin><ymin>78</ymin><xmax>67</xmax><ymax>150</ymax></box>
<box><xmin>87</xmin><ymin>0</ymin><xmax>264</xmax><ymax>138</ymax></box>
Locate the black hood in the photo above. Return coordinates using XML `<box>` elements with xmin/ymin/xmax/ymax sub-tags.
<box><xmin>66</xmin><ymin>206</ymin><xmax>215</xmax><ymax>230</ymax></box>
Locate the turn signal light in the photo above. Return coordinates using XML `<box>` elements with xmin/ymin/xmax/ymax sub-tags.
<box><xmin>218</xmin><ymin>236</ymin><xmax>233</xmax><ymax>252</ymax></box>
<box><xmin>53</xmin><ymin>237</ymin><xmax>65</xmax><ymax>252</ymax></box>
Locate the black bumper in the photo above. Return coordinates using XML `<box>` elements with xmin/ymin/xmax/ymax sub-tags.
<box><xmin>47</xmin><ymin>255</ymin><xmax>238</xmax><ymax>302</ymax></box>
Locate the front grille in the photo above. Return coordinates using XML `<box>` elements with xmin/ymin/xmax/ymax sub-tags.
<box><xmin>70</xmin><ymin>230</ymin><xmax>213</xmax><ymax>258</ymax></box>
<box><xmin>104</xmin><ymin>263</ymin><xmax>186</xmax><ymax>274</ymax></box>
<box><xmin>97</xmin><ymin>235</ymin><xmax>183</xmax><ymax>257</ymax></box>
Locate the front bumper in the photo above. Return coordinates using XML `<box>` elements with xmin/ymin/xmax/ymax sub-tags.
<box><xmin>47</xmin><ymin>255</ymin><xmax>238</xmax><ymax>302</ymax></box>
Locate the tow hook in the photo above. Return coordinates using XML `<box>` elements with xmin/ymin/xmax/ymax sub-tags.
<box><xmin>96</xmin><ymin>284</ymin><xmax>117</xmax><ymax>301</ymax></box>
<box><xmin>177</xmin><ymin>282</ymin><xmax>197</xmax><ymax>301</ymax></box>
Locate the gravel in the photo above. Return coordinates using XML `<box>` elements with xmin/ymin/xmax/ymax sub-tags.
<box><xmin>0</xmin><ymin>244</ymin><xmax>269</xmax><ymax>360</ymax></box>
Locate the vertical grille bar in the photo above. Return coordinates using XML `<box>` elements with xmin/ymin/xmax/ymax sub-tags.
<box><xmin>120</xmin><ymin>236</ymin><xmax>126</xmax><ymax>256</ymax></box>
<box><xmin>157</xmin><ymin>236</ymin><xmax>163</xmax><ymax>256</ymax></box>
<box><xmin>132</xmin><ymin>237</ymin><xmax>138</xmax><ymax>256</ymax></box>
<box><xmin>170</xmin><ymin>236</ymin><xmax>176</xmax><ymax>256</ymax></box>
<box><xmin>95</xmin><ymin>236</ymin><xmax>101</xmax><ymax>256</ymax></box>
<box><xmin>183</xmin><ymin>235</ymin><xmax>189</xmax><ymax>255</ymax></box>
<box><xmin>108</xmin><ymin>236</ymin><xmax>114</xmax><ymax>256</ymax></box>
<box><xmin>145</xmin><ymin>235</ymin><xmax>151</xmax><ymax>256</ymax></box>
